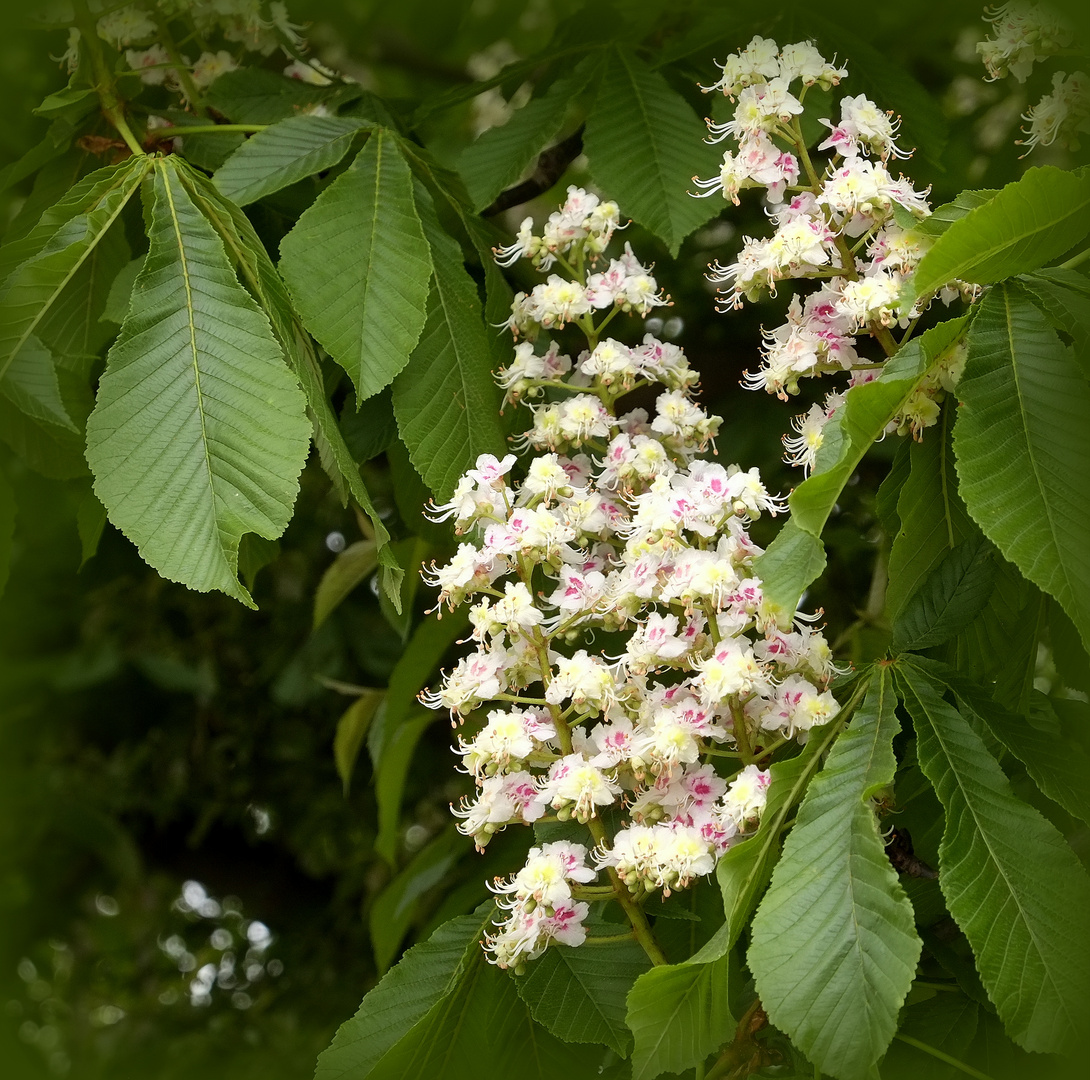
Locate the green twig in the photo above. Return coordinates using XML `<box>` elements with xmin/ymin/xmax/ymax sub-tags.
<box><xmin>72</xmin><ymin>0</ymin><xmax>144</xmax><ymax>156</ymax></box>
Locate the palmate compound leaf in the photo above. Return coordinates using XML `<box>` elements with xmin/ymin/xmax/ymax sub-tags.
<box><xmin>391</xmin><ymin>182</ymin><xmax>506</xmax><ymax>501</ymax></box>
<box><xmin>279</xmin><ymin>128</ymin><xmax>433</xmax><ymax>402</ymax></box>
<box><xmin>748</xmin><ymin>668</ymin><xmax>921</xmax><ymax>1080</ymax></box>
<box><xmin>625</xmin><ymin>709</ymin><xmax>851</xmax><ymax>1080</ymax></box>
<box><xmin>583</xmin><ymin>45</ymin><xmax>721</xmax><ymax>256</ymax></box>
<box><xmin>757</xmin><ymin>316</ymin><xmax>969</xmax><ymax>620</ymax></box>
<box><xmin>172</xmin><ymin>162</ymin><xmax>403</xmax><ymax>608</ymax></box>
<box><xmin>85</xmin><ymin>157</ymin><xmax>311</xmax><ymax>609</ymax></box>
<box><xmin>953</xmin><ymin>283</ymin><xmax>1090</xmax><ymax>653</ymax></box>
<box><xmin>213</xmin><ymin>114</ymin><xmax>368</xmax><ymax>207</ymax></box>
<box><xmin>896</xmin><ymin>661</ymin><xmax>1090</xmax><ymax>1054</ymax></box>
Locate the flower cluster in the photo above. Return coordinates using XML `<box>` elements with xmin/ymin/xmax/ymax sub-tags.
<box><xmin>977</xmin><ymin>3</ymin><xmax>1072</xmax><ymax>82</ymax></box>
<box><xmin>420</xmin><ymin>195</ymin><xmax>843</xmax><ymax>969</ymax></box>
<box><xmin>976</xmin><ymin>5</ymin><xmax>1088</xmax><ymax>156</ymax></box>
<box><xmin>58</xmin><ymin>2</ymin><xmax>340</xmax><ymax>105</ymax></box>
<box><xmin>694</xmin><ymin>36</ymin><xmax>977</xmax><ymax>473</ymax></box>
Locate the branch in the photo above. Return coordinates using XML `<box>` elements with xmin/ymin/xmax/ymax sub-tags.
<box><xmin>482</xmin><ymin>126</ymin><xmax>584</xmax><ymax>217</ymax></box>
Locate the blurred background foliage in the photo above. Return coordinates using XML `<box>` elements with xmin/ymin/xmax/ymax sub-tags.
<box><xmin>0</xmin><ymin>1</ymin><xmax>1086</xmax><ymax>1077</ymax></box>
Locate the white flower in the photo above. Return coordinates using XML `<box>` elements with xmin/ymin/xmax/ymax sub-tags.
<box><xmin>191</xmin><ymin>50</ymin><xmax>239</xmax><ymax>90</ymax></box>
<box><xmin>540</xmin><ymin>754</ymin><xmax>622</xmax><ymax>821</ymax></box>
<box><xmin>97</xmin><ymin>5</ymin><xmax>156</xmax><ymax>48</ymax></box>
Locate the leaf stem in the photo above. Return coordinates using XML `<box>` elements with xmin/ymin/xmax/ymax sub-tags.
<box><xmin>893</xmin><ymin>1034</ymin><xmax>996</xmax><ymax>1080</ymax></box>
<box><xmin>72</xmin><ymin>0</ymin><xmax>144</xmax><ymax>156</ymax></box>
<box><xmin>153</xmin><ymin>10</ymin><xmax>208</xmax><ymax>117</ymax></box>
<box><xmin>156</xmin><ymin>124</ymin><xmax>269</xmax><ymax>137</ymax></box>
<box><xmin>1058</xmin><ymin>245</ymin><xmax>1090</xmax><ymax>270</ymax></box>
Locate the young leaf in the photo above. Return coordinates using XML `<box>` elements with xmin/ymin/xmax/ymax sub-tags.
<box><xmin>515</xmin><ymin>919</ymin><xmax>651</xmax><ymax>1055</ymax></box>
<box><xmin>749</xmin><ymin>669</ymin><xmax>921</xmax><ymax>1080</ymax></box>
<box><xmin>85</xmin><ymin>158</ymin><xmax>311</xmax><ymax>608</ymax></box>
<box><xmin>391</xmin><ymin>184</ymin><xmax>506</xmax><ymax>500</ymax></box>
<box><xmin>891</xmin><ymin>536</ymin><xmax>996</xmax><ymax>652</ymax></box>
<box><xmin>203</xmin><ymin>68</ymin><xmax>340</xmax><ymax>124</ymax></box>
<box><xmin>911</xmin><ymin>190</ymin><xmax>999</xmax><ymax>241</ymax></box>
<box><xmin>885</xmin><ymin>402</ymin><xmax>975</xmax><ymax>620</ymax></box>
<box><xmin>953</xmin><ymin>283</ymin><xmax>1090</xmax><ymax>653</ymax></box>
<box><xmin>280</xmin><ymin>129</ymin><xmax>433</xmax><ymax>402</ymax></box>
<box><xmin>625</xmin><ymin>954</ymin><xmax>733</xmax><ymax>1080</ymax></box>
<box><xmin>897</xmin><ymin>661</ymin><xmax>1090</xmax><ymax>1054</ymax></box>
<box><xmin>313</xmin><ymin>539</ymin><xmax>380</xmax><ymax>631</ymax></box>
<box><xmin>459</xmin><ymin>59</ymin><xmax>597</xmax><ymax>211</ymax></box>
<box><xmin>907</xmin><ymin>167</ymin><xmax>1090</xmax><ymax>303</ymax></box>
<box><xmin>583</xmin><ymin>46</ymin><xmax>720</xmax><ymax>255</ymax></box>
<box><xmin>213</xmin><ymin>114</ymin><xmax>367</xmax><ymax>206</ymax></box>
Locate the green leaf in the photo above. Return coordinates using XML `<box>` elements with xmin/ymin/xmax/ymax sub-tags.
<box><xmin>886</xmin><ymin>402</ymin><xmax>976</xmax><ymax>621</ymax></box>
<box><xmin>391</xmin><ymin>183</ymin><xmax>506</xmax><ymax>501</ymax></box>
<box><xmin>912</xmin><ymin>190</ymin><xmax>1000</xmax><ymax>241</ymax></box>
<box><xmin>896</xmin><ymin>661</ymin><xmax>1090</xmax><ymax>1054</ymax></box>
<box><xmin>583</xmin><ymin>46</ymin><xmax>720</xmax><ymax>255</ymax></box>
<box><xmin>1019</xmin><ymin>267</ymin><xmax>1090</xmax><ymax>367</ymax></box>
<box><xmin>0</xmin><ymin>158</ymin><xmax>145</xmax><ymax>387</ymax></box>
<box><xmin>881</xmin><ymin>993</ymin><xmax>979</xmax><ymax>1080</ymax></box>
<box><xmin>368</xmin><ymin>609</ymin><xmax>469</xmax><ymax>767</ymax></box>
<box><xmin>313</xmin><ymin>539</ymin><xmax>380</xmax><ymax>631</ymax></box>
<box><xmin>626</xmin><ymin>954</ymin><xmax>733</xmax><ymax>1080</ymax></box>
<box><xmin>100</xmin><ymin>256</ymin><xmax>145</xmax><ymax>326</ymax></box>
<box><xmin>953</xmin><ymin>283</ymin><xmax>1090</xmax><ymax>653</ymax></box>
<box><xmin>907</xmin><ymin>168</ymin><xmax>1090</xmax><ymax>303</ymax></box>
<box><xmin>374</xmin><ymin>711</ymin><xmax>432</xmax><ymax>866</ymax></box>
<box><xmin>626</xmin><ymin>725</ymin><xmax>847</xmax><ymax>1080</ymax></box>
<box><xmin>315</xmin><ymin>907</ymin><xmax>492</xmax><ymax>1080</ymax></box>
<box><xmin>366</xmin><ymin>924</ymin><xmax>591</xmax><ymax>1079</ymax></box>
<box><xmin>760</xmin><ymin>318</ymin><xmax>968</xmax><ymax>619</ymax></box>
<box><xmin>172</xmin><ymin>161</ymin><xmax>404</xmax><ymax>607</ymax></box>
<box><xmin>203</xmin><ymin>68</ymin><xmax>340</xmax><ymax>124</ymax></box>
<box><xmin>85</xmin><ymin>158</ymin><xmax>311</xmax><ymax>608</ymax></box>
<box><xmin>1</xmin><ymin>336</ymin><xmax>75</xmax><ymax>431</ymax></box>
<box><xmin>76</xmin><ymin>484</ymin><xmax>106</xmax><ymax>570</ymax></box>
<box><xmin>280</xmin><ymin>129</ymin><xmax>433</xmax><ymax>401</ymax></box>
<box><xmin>33</xmin><ymin>84</ymin><xmax>98</xmax><ymax>122</ymax></box>
<box><xmin>749</xmin><ymin>669</ymin><xmax>920</xmax><ymax>1080</ymax></box>
<box><xmin>213</xmin><ymin>115</ymin><xmax>367</xmax><ymax>206</ymax></box>
<box><xmin>517</xmin><ymin>922</ymin><xmax>650</xmax><ymax>1055</ymax></box>
<box><xmin>891</xmin><ymin>536</ymin><xmax>996</xmax><ymax>652</ymax></box>
<box><xmin>951</xmin><ymin>557</ymin><xmax>1044</xmax><ymax>712</ymax></box>
<box><xmin>236</xmin><ymin>532</ymin><xmax>279</xmax><ymax>591</ymax></box>
<box><xmin>918</xmin><ymin>658</ymin><xmax>1090</xmax><ymax>827</ymax></box>
<box><xmin>459</xmin><ymin>59</ymin><xmax>597</xmax><ymax>211</ymax></box>
<box><xmin>370</xmin><ymin>828</ymin><xmax>463</xmax><ymax>972</ymax></box>
<box><xmin>751</xmin><ymin>518</ymin><xmax>827</xmax><ymax>626</ymax></box>
<box><xmin>333</xmin><ymin>688</ymin><xmax>384</xmax><ymax>795</ymax></box>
